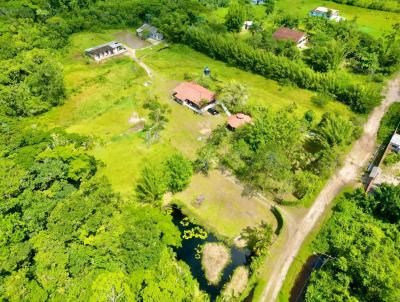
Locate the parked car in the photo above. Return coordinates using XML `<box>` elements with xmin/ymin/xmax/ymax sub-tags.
<box><xmin>207</xmin><ymin>108</ymin><xmax>219</xmax><ymax>115</ymax></box>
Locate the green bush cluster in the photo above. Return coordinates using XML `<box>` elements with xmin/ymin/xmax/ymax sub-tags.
<box><xmin>136</xmin><ymin>153</ymin><xmax>194</xmax><ymax>204</ymax></box>
<box><xmin>306</xmin><ymin>186</ymin><xmax>400</xmax><ymax>301</ymax></box>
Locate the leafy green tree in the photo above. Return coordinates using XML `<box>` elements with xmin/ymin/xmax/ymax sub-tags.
<box><xmin>143</xmin><ymin>95</ymin><xmax>171</xmax><ymax>145</ymax></box>
<box><xmin>164</xmin><ymin>154</ymin><xmax>193</xmax><ymax>193</ymax></box>
<box><xmin>364</xmin><ymin>184</ymin><xmax>400</xmax><ymax>223</ymax></box>
<box><xmin>135</xmin><ymin>164</ymin><xmax>167</xmax><ymax>204</ymax></box>
<box><xmin>293</xmin><ymin>171</ymin><xmax>319</xmax><ymax>199</ymax></box>
<box><xmin>307</xmin><ymin>40</ymin><xmax>346</xmax><ymax>72</ymax></box>
<box><xmin>225</xmin><ymin>0</ymin><xmax>245</xmax><ymax>32</ymax></box>
<box><xmin>241</xmin><ymin>221</ymin><xmax>273</xmax><ymax>256</ymax></box>
<box><xmin>315</xmin><ymin>113</ymin><xmax>355</xmax><ymax>147</ymax></box>
<box><xmin>264</xmin><ymin>0</ymin><xmax>276</xmax><ymax>15</ymax></box>
<box><xmin>217</xmin><ymin>81</ymin><xmax>248</xmax><ymax>112</ymax></box>
<box><xmin>306</xmin><ymin>191</ymin><xmax>400</xmax><ymax>302</ymax></box>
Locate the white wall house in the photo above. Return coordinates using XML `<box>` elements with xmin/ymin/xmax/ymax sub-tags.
<box><xmin>85</xmin><ymin>41</ymin><xmax>126</xmax><ymax>61</ymax></box>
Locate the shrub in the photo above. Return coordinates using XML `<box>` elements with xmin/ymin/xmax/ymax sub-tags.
<box><xmin>164</xmin><ymin>154</ymin><xmax>193</xmax><ymax>193</ymax></box>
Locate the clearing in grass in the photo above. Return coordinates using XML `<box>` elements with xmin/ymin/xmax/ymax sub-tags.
<box><xmin>173</xmin><ymin>170</ymin><xmax>277</xmax><ymax>240</ymax></box>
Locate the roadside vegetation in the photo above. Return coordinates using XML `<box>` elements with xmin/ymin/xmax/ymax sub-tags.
<box><xmin>305</xmin><ymin>187</ymin><xmax>400</xmax><ymax>301</ymax></box>
<box><xmin>377</xmin><ymin>102</ymin><xmax>400</xmax><ymax>143</ymax></box>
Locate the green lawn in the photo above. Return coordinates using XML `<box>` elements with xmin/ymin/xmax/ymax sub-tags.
<box><xmin>173</xmin><ymin>170</ymin><xmax>277</xmax><ymax>240</ymax></box>
<box><xmin>33</xmin><ymin>30</ymin><xmax>356</xmax><ymax>198</ymax></box>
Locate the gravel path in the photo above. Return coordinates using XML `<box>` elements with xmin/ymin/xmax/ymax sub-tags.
<box><xmin>260</xmin><ymin>76</ymin><xmax>400</xmax><ymax>302</ymax></box>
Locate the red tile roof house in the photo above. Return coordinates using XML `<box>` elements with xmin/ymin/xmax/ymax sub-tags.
<box><xmin>273</xmin><ymin>27</ymin><xmax>308</xmax><ymax>49</ymax></box>
<box><xmin>227</xmin><ymin>113</ymin><xmax>252</xmax><ymax>130</ymax></box>
<box><xmin>172</xmin><ymin>82</ymin><xmax>216</xmax><ymax>114</ymax></box>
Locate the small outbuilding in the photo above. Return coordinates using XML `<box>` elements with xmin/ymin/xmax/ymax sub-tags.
<box><xmin>309</xmin><ymin>7</ymin><xmax>344</xmax><ymax>22</ymax></box>
<box><xmin>227</xmin><ymin>113</ymin><xmax>252</xmax><ymax>130</ymax></box>
<box><xmin>243</xmin><ymin>21</ymin><xmax>254</xmax><ymax>30</ymax></box>
<box><xmin>273</xmin><ymin>27</ymin><xmax>307</xmax><ymax>49</ymax></box>
<box><xmin>85</xmin><ymin>41</ymin><xmax>126</xmax><ymax>61</ymax></box>
<box><xmin>390</xmin><ymin>133</ymin><xmax>400</xmax><ymax>152</ymax></box>
<box><xmin>136</xmin><ymin>24</ymin><xmax>164</xmax><ymax>41</ymax></box>
<box><xmin>173</xmin><ymin>82</ymin><xmax>216</xmax><ymax>114</ymax></box>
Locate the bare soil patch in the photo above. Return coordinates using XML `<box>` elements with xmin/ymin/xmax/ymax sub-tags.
<box><xmin>202</xmin><ymin>242</ymin><xmax>231</xmax><ymax>285</ymax></box>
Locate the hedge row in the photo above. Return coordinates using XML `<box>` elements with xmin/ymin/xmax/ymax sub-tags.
<box><xmin>183</xmin><ymin>27</ymin><xmax>381</xmax><ymax>113</ymax></box>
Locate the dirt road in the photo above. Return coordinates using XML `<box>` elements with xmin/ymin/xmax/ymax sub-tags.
<box><xmin>125</xmin><ymin>46</ymin><xmax>153</xmax><ymax>78</ymax></box>
<box><xmin>260</xmin><ymin>76</ymin><xmax>400</xmax><ymax>302</ymax></box>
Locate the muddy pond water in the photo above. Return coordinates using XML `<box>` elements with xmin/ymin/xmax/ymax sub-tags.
<box><xmin>171</xmin><ymin>207</ymin><xmax>250</xmax><ymax>300</ymax></box>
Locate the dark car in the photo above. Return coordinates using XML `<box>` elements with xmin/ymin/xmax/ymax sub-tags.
<box><xmin>207</xmin><ymin>108</ymin><xmax>219</xmax><ymax>115</ymax></box>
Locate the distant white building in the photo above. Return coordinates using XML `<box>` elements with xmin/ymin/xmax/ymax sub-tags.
<box><xmin>85</xmin><ymin>41</ymin><xmax>126</xmax><ymax>61</ymax></box>
<box><xmin>136</xmin><ymin>24</ymin><xmax>164</xmax><ymax>41</ymax></box>
<box><xmin>243</xmin><ymin>21</ymin><xmax>253</xmax><ymax>30</ymax></box>
<box><xmin>390</xmin><ymin>133</ymin><xmax>400</xmax><ymax>152</ymax></box>
<box><xmin>310</xmin><ymin>7</ymin><xmax>345</xmax><ymax>22</ymax></box>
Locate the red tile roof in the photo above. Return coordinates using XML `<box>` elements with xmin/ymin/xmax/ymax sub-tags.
<box><xmin>173</xmin><ymin>82</ymin><xmax>216</xmax><ymax>107</ymax></box>
<box><xmin>273</xmin><ymin>27</ymin><xmax>306</xmax><ymax>43</ymax></box>
<box><xmin>227</xmin><ymin>113</ymin><xmax>252</xmax><ymax>129</ymax></box>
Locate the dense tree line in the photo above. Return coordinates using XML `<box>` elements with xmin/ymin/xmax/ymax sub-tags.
<box><xmin>0</xmin><ymin>120</ymin><xmax>207</xmax><ymax>301</ymax></box>
<box><xmin>302</xmin><ymin>17</ymin><xmax>400</xmax><ymax>75</ymax></box>
<box><xmin>183</xmin><ymin>27</ymin><xmax>380</xmax><ymax>113</ymax></box>
<box><xmin>196</xmin><ymin>105</ymin><xmax>359</xmax><ymax>202</ymax></box>
<box><xmin>305</xmin><ymin>187</ymin><xmax>400</xmax><ymax>301</ymax></box>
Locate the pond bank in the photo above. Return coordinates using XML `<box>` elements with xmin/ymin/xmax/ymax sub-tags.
<box><xmin>171</xmin><ymin>207</ymin><xmax>250</xmax><ymax>301</ymax></box>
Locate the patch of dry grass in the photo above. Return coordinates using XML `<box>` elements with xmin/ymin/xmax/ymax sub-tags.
<box><xmin>223</xmin><ymin>266</ymin><xmax>249</xmax><ymax>299</ymax></box>
<box><xmin>201</xmin><ymin>242</ymin><xmax>231</xmax><ymax>285</ymax></box>
<box><xmin>173</xmin><ymin>170</ymin><xmax>277</xmax><ymax>239</ymax></box>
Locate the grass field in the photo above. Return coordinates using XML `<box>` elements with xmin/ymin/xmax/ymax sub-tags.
<box><xmin>173</xmin><ymin>170</ymin><xmax>277</xmax><ymax>239</ymax></box>
<box><xmin>32</xmin><ymin>29</ymin><xmax>355</xmax><ymax>240</ymax></box>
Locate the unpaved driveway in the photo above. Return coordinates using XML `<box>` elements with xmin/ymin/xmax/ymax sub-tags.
<box><xmin>125</xmin><ymin>46</ymin><xmax>153</xmax><ymax>78</ymax></box>
<box><xmin>260</xmin><ymin>76</ymin><xmax>400</xmax><ymax>302</ymax></box>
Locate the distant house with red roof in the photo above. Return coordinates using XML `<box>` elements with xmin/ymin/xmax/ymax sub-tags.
<box><xmin>173</xmin><ymin>82</ymin><xmax>216</xmax><ymax>113</ymax></box>
<box><xmin>273</xmin><ymin>27</ymin><xmax>307</xmax><ymax>49</ymax></box>
<box><xmin>227</xmin><ymin>113</ymin><xmax>252</xmax><ymax>130</ymax></box>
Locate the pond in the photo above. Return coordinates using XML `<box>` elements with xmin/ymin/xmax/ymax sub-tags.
<box><xmin>171</xmin><ymin>207</ymin><xmax>250</xmax><ymax>301</ymax></box>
